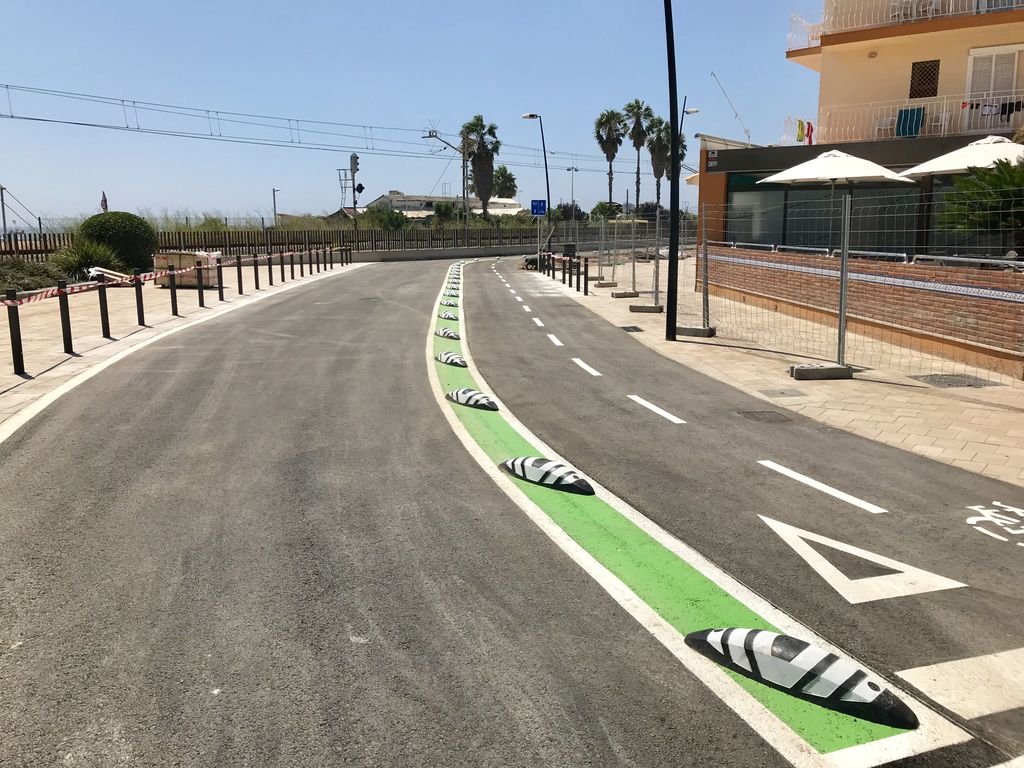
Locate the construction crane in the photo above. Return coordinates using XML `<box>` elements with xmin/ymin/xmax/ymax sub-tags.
<box><xmin>711</xmin><ymin>71</ymin><xmax>752</xmax><ymax>147</ymax></box>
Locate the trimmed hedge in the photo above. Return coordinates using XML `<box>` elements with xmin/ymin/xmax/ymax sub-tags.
<box><xmin>79</xmin><ymin>212</ymin><xmax>158</xmax><ymax>271</ymax></box>
<box><xmin>0</xmin><ymin>259</ymin><xmax>66</xmax><ymax>292</ymax></box>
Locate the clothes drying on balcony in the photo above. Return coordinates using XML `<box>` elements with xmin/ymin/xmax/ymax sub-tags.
<box><xmin>999</xmin><ymin>101</ymin><xmax>1023</xmax><ymax>122</ymax></box>
<box><xmin>896</xmin><ymin>107</ymin><xmax>925</xmax><ymax>137</ymax></box>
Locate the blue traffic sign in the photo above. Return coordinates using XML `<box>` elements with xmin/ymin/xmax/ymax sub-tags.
<box><xmin>531</xmin><ymin>199</ymin><xmax>547</xmax><ymax>216</ymax></box>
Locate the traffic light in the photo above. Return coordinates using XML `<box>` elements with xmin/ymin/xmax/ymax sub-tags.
<box><xmin>350</xmin><ymin>153</ymin><xmax>359</xmax><ymax>176</ymax></box>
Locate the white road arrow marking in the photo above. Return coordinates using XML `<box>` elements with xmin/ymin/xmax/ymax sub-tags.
<box><xmin>759</xmin><ymin>516</ymin><xmax>967</xmax><ymax>604</ymax></box>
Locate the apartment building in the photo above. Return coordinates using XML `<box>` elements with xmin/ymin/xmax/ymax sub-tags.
<box><xmin>700</xmin><ymin>0</ymin><xmax>1024</xmax><ymax>254</ymax></box>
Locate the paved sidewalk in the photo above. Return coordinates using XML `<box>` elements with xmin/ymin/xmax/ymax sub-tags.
<box><xmin>1</xmin><ymin>259</ymin><xmax>367</xmax><ymax>432</ymax></box>
<box><xmin>528</xmin><ymin>259</ymin><xmax>1024</xmax><ymax>489</ymax></box>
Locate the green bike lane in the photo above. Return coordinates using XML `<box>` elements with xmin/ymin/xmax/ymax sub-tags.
<box><xmin>429</xmin><ymin>261</ymin><xmax>971</xmax><ymax>768</ymax></box>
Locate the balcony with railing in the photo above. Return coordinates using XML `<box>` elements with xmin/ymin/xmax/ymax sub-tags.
<box><xmin>817</xmin><ymin>89</ymin><xmax>1024</xmax><ymax>142</ymax></box>
<box><xmin>788</xmin><ymin>0</ymin><xmax>1024</xmax><ymax>50</ymax></box>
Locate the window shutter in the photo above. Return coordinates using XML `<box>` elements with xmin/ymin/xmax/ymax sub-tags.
<box><xmin>992</xmin><ymin>52</ymin><xmax>1017</xmax><ymax>94</ymax></box>
<box><xmin>969</xmin><ymin>54</ymin><xmax>994</xmax><ymax>96</ymax></box>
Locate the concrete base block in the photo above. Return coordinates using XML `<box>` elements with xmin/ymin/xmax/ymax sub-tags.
<box><xmin>678</xmin><ymin>326</ymin><xmax>717</xmax><ymax>338</ymax></box>
<box><xmin>629</xmin><ymin>304</ymin><xmax>664</xmax><ymax>313</ymax></box>
<box><xmin>594</xmin><ymin>281</ymin><xmax>618</xmax><ymax>288</ymax></box>
<box><xmin>790</xmin><ymin>363</ymin><xmax>854</xmax><ymax>381</ymax></box>
<box><xmin>611</xmin><ymin>290</ymin><xmax>639</xmax><ymax>299</ymax></box>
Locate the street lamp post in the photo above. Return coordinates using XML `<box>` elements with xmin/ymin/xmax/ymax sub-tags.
<box><xmin>664</xmin><ymin>0</ymin><xmax>682</xmax><ymax>341</ymax></box>
<box><xmin>521</xmin><ymin>114</ymin><xmax>551</xmax><ymax>225</ymax></box>
<box><xmin>272</xmin><ymin>188</ymin><xmax>281</xmax><ymax>227</ymax></box>
<box><xmin>566</xmin><ymin>166</ymin><xmax>579</xmax><ymax>220</ymax></box>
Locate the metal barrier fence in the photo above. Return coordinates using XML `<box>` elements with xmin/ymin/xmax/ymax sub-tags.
<box><xmin>0</xmin><ymin>221</ymin><xmax>669</xmax><ymax>262</ymax></box>
<box><xmin>2</xmin><ymin>247</ymin><xmax>353</xmax><ymax>375</ymax></box>
<box><xmin>675</xmin><ymin>191</ymin><xmax>1024</xmax><ymax>388</ymax></box>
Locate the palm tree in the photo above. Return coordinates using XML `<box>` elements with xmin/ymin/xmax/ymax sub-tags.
<box><xmin>594</xmin><ymin>109</ymin><xmax>626</xmax><ymax>205</ymax></box>
<box><xmin>492</xmin><ymin>165</ymin><xmax>517</xmax><ymax>199</ymax></box>
<box><xmin>460</xmin><ymin>115</ymin><xmax>501</xmax><ymax>216</ymax></box>
<box><xmin>941</xmin><ymin>159</ymin><xmax>1024</xmax><ymax>254</ymax></box>
<box><xmin>623</xmin><ymin>99</ymin><xmax>654</xmax><ymax>213</ymax></box>
<box><xmin>646</xmin><ymin>116</ymin><xmax>670</xmax><ymax>209</ymax></box>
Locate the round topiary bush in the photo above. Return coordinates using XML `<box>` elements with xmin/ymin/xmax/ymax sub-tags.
<box><xmin>78</xmin><ymin>212</ymin><xmax>158</xmax><ymax>271</ymax></box>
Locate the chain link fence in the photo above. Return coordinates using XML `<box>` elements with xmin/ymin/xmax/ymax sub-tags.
<box><xmin>675</xmin><ymin>189</ymin><xmax>1023</xmax><ymax>388</ymax></box>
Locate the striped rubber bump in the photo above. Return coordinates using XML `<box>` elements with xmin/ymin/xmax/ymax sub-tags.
<box><xmin>435</xmin><ymin>351</ymin><xmax>467</xmax><ymax>368</ymax></box>
<box><xmin>498</xmin><ymin>457</ymin><xmax>595</xmax><ymax>496</ymax></box>
<box><xmin>435</xmin><ymin>328</ymin><xmax>460</xmax><ymax>340</ymax></box>
<box><xmin>445</xmin><ymin>388</ymin><xmax>499</xmax><ymax>412</ymax></box>
<box><xmin>684</xmin><ymin>628</ymin><xmax>918</xmax><ymax>730</ymax></box>
<box><xmin>438</xmin><ymin>312</ymin><xmax>458</xmax><ymax>320</ymax></box>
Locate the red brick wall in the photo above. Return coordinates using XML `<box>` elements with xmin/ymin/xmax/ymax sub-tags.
<box><xmin>704</xmin><ymin>247</ymin><xmax>1024</xmax><ymax>354</ymax></box>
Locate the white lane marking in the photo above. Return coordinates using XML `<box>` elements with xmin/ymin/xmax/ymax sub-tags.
<box><xmin>427</xmin><ymin>268</ymin><xmax>968</xmax><ymax>768</ymax></box>
<box><xmin>572</xmin><ymin>358</ymin><xmax>602</xmax><ymax>377</ymax></box>
<box><xmin>897</xmin><ymin>648</ymin><xmax>1024</xmax><ymax>720</ymax></box>
<box><xmin>0</xmin><ymin>263</ymin><xmax>371</xmax><ymax>447</ymax></box>
<box><xmin>532</xmin><ymin>318</ymin><xmax>545</xmax><ymax>327</ymax></box>
<box><xmin>759</xmin><ymin>516</ymin><xmax>967</xmax><ymax>605</ymax></box>
<box><xmin>515</xmin><ymin>296</ymin><xmax>523</xmax><ymax>302</ymax></box>
<box><xmin>546</xmin><ymin>334</ymin><xmax>563</xmax><ymax>347</ymax></box>
<box><xmin>627</xmin><ymin>395</ymin><xmax>686</xmax><ymax>424</ymax></box>
<box><xmin>523</xmin><ymin>305</ymin><xmax>532</xmax><ymax>312</ymax></box>
<box><xmin>758</xmin><ymin>460</ymin><xmax>888</xmax><ymax>514</ymax></box>
<box><xmin>509</xmin><ymin>289</ymin><xmax>516</xmax><ymax>294</ymax></box>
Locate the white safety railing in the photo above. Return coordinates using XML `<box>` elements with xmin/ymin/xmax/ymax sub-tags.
<box><xmin>788</xmin><ymin>0</ymin><xmax>1024</xmax><ymax>48</ymax></box>
<box><xmin>817</xmin><ymin>89</ymin><xmax>1024</xmax><ymax>142</ymax></box>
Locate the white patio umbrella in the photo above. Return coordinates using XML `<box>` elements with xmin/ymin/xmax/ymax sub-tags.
<box><xmin>758</xmin><ymin>150</ymin><xmax>912</xmax><ymax>252</ymax></box>
<box><xmin>899</xmin><ymin>135</ymin><xmax>1024</xmax><ymax>178</ymax></box>
<box><xmin>758</xmin><ymin>149</ymin><xmax>912</xmax><ymax>186</ymax></box>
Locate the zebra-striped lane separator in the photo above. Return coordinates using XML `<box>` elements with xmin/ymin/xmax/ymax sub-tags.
<box><xmin>426</xmin><ymin>260</ymin><xmax>967</xmax><ymax>768</ymax></box>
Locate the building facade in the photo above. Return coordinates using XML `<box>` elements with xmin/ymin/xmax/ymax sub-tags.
<box><xmin>365</xmin><ymin>191</ymin><xmax>525</xmax><ymax>219</ymax></box>
<box><xmin>700</xmin><ymin>0</ymin><xmax>1024</xmax><ymax>257</ymax></box>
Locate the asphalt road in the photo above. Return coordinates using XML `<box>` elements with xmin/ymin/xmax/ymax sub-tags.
<box><xmin>0</xmin><ymin>261</ymin><xmax>795</xmax><ymax>767</ymax></box>
<box><xmin>466</xmin><ymin>258</ymin><xmax>1024</xmax><ymax>766</ymax></box>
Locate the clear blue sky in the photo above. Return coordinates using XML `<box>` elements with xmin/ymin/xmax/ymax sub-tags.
<box><xmin>1</xmin><ymin>0</ymin><xmax>820</xmax><ymax>223</ymax></box>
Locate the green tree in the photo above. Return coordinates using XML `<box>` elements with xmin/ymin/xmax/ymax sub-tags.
<box><xmin>358</xmin><ymin>206</ymin><xmax>408</xmax><ymax>230</ymax></box>
<box><xmin>623</xmin><ymin>99</ymin><xmax>654</xmax><ymax>214</ymax></box>
<box><xmin>432</xmin><ymin>201</ymin><xmax>459</xmax><ymax>229</ymax></box>
<box><xmin>590</xmin><ymin>201</ymin><xmax>622</xmax><ymax>220</ymax></box>
<box><xmin>492</xmin><ymin>165</ymin><xmax>517</xmax><ymax>199</ymax></box>
<box><xmin>461</xmin><ymin>115</ymin><xmax>501</xmax><ymax>216</ymax></box>
<box><xmin>646</xmin><ymin>116</ymin><xmax>671</xmax><ymax>210</ymax></box>
<box><xmin>940</xmin><ymin>159</ymin><xmax>1024</xmax><ymax>254</ymax></box>
<box><xmin>78</xmin><ymin>211</ymin><xmax>159</xmax><ymax>271</ymax></box>
<box><xmin>594</xmin><ymin>109</ymin><xmax>626</xmax><ymax>205</ymax></box>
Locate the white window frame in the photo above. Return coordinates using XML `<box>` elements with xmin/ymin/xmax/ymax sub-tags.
<box><xmin>965</xmin><ymin>44</ymin><xmax>1023</xmax><ymax>97</ymax></box>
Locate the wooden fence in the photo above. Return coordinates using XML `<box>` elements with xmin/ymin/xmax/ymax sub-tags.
<box><xmin>0</xmin><ymin>223</ymin><xmax>659</xmax><ymax>263</ymax></box>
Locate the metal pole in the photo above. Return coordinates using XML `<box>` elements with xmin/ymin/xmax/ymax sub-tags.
<box><xmin>168</xmin><ymin>266</ymin><xmax>179</xmax><ymax>316</ymax></box>
<box><xmin>290</xmin><ymin>252</ymin><xmax>295</xmax><ymax>279</ymax></box>
<box><xmin>664</xmin><ymin>0</ymin><xmax>682</xmax><ymax>341</ymax></box>
<box><xmin>57</xmin><ymin>280</ymin><xmax>73</xmax><ymax>353</ymax></box>
<box><xmin>702</xmin><ymin>223</ymin><xmax>711</xmax><ymax>328</ymax></box>
<box><xmin>584</xmin><ymin>257</ymin><xmax>589</xmax><ymax>295</ymax></box>
<box><xmin>133</xmin><ymin>269</ymin><xmax>145</xmax><ymax>326</ymax></box>
<box><xmin>539</xmin><ymin>116</ymin><xmax>551</xmax><ymax>224</ymax></box>
<box><xmin>196</xmin><ymin>261</ymin><xmax>205</xmax><ymax>308</ymax></box>
<box><xmin>216</xmin><ymin>257</ymin><xmax>225</xmax><ymax>301</ymax></box>
<box><xmin>837</xmin><ymin>193</ymin><xmax>852</xmax><ymax>367</ymax></box>
<box><xmin>252</xmin><ymin>252</ymin><xmax>260</xmax><ymax>290</ymax></box>
<box><xmin>6</xmin><ymin>289</ymin><xmax>25</xmax><ymax>375</ymax></box>
<box><xmin>97</xmin><ymin>281</ymin><xmax>111</xmax><ymax>337</ymax></box>
<box><xmin>0</xmin><ymin>186</ymin><xmax>7</xmax><ymax>237</ymax></box>
<box><xmin>235</xmin><ymin>253</ymin><xmax>244</xmax><ymax>295</ymax></box>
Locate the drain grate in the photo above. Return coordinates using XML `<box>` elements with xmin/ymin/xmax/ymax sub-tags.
<box><xmin>620</xmin><ymin>325</ymin><xmax>644</xmax><ymax>333</ymax></box>
<box><xmin>910</xmin><ymin>374</ymin><xmax>1002</xmax><ymax>389</ymax></box>
<box><xmin>738</xmin><ymin>410</ymin><xmax>792</xmax><ymax>424</ymax></box>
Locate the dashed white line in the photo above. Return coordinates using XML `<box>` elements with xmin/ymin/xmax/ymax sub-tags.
<box><xmin>757</xmin><ymin>460</ymin><xmax>888</xmax><ymax>514</ymax></box>
<box><xmin>547</xmin><ymin>334</ymin><xmax>564</xmax><ymax>347</ymax></box>
<box><xmin>509</xmin><ymin>289</ymin><xmax>516</xmax><ymax>294</ymax></box>
<box><xmin>533</xmin><ymin>317</ymin><xmax>544</xmax><ymax>327</ymax></box>
<box><xmin>515</xmin><ymin>296</ymin><xmax>523</xmax><ymax>302</ymax></box>
<box><xmin>572</xmin><ymin>358</ymin><xmax>603</xmax><ymax>377</ymax></box>
<box><xmin>523</xmin><ymin>305</ymin><xmax>531</xmax><ymax>312</ymax></box>
<box><xmin>628</xmin><ymin>395</ymin><xmax>687</xmax><ymax>424</ymax></box>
